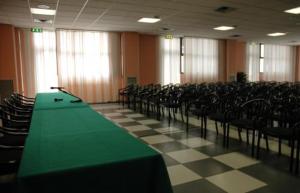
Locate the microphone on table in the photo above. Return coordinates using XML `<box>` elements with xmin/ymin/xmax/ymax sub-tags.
<box><xmin>54</xmin><ymin>98</ymin><xmax>63</xmax><ymax>102</ymax></box>
<box><xmin>50</xmin><ymin>86</ymin><xmax>65</xmax><ymax>91</ymax></box>
<box><xmin>50</xmin><ymin>86</ymin><xmax>83</xmax><ymax>103</ymax></box>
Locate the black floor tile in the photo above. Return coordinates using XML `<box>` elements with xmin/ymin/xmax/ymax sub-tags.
<box><xmin>132</xmin><ymin>130</ymin><xmax>159</xmax><ymax>137</ymax></box>
<box><xmin>195</xmin><ymin>144</ymin><xmax>235</xmax><ymax>157</ymax></box>
<box><xmin>118</xmin><ymin>122</ymin><xmax>141</xmax><ymax>127</ymax></box>
<box><xmin>152</xmin><ymin>141</ymin><xmax>189</xmax><ymax>153</ymax></box>
<box><xmin>131</xmin><ymin>117</ymin><xmax>149</xmax><ymax>121</ymax></box>
<box><xmin>173</xmin><ymin>179</ymin><xmax>226</xmax><ymax>193</ymax></box>
<box><xmin>240</xmin><ymin>163</ymin><xmax>300</xmax><ymax>193</ymax></box>
<box><xmin>184</xmin><ymin>158</ymin><xmax>233</xmax><ymax>177</ymax></box>
<box><xmin>108</xmin><ymin>115</ymin><xmax>128</xmax><ymax>119</ymax></box>
<box><xmin>165</xmin><ymin>132</ymin><xmax>194</xmax><ymax>140</ymax></box>
<box><xmin>146</xmin><ymin>123</ymin><xmax>167</xmax><ymax>129</ymax></box>
<box><xmin>162</xmin><ymin>154</ymin><xmax>180</xmax><ymax>166</ymax></box>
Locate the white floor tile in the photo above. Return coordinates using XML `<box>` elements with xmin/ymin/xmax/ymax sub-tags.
<box><xmin>126</xmin><ymin>113</ymin><xmax>144</xmax><ymax>118</ymax></box>
<box><xmin>178</xmin><ymin>137</ymin><xmax>213</xmax><ymax>148</ymax></box>
<box><xmin>167</xmin><ymin>165</ymin><xmax>202</xmax><ymax>186</ymax></box>
<box><xmin>206</xmin><ymin>170</ymin><xmax>266</xmax><ymax>193</ymax></box>
<box><xmin>104</xmin><ymin>112</ymin><xmax>123</xmax><ymax>117</ymax></box>
<box><xmin>113</xmin><ymin>118</ymin><xmax>135</xmax><ymax>123</ymax></box>
<box><xmin>141</xmin><ymin>135</ymin><xmax>174</xmax><ymax>144</ymax></box>
<box><xmin>115</xmin><ymin>109</ymin><xmax>133</xmax><ymax>113</ymax></box>
<box><xmin>124</xmin><ymin>125</ymin><xmax>151</xmax><ymax>132</ymax></box>
<box><xmin>167</xmin><ymin>149</ymin><xmax>209</xmax><ymax>163</ymax></box>
<box><xmin>154</xmin><ymin>127</ymin><xmax>183</xmax><ymax>134</ymax></box>
<box><xmin>213</xmin><ymin>152</ymin><xmax>259</xmax><ymax>169</ymax></box>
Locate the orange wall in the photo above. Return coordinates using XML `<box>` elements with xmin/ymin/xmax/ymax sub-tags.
<box><xmin>121</xmin><ymin>32</ymin><xmax>159</xmax><ymax>86</ymax></box>
<box><xmin>121</xmin><ymin>32</ymin><xmax>140</xmax><ymax>86</ymax></box>
<box><xmin>225</xmin><ymin>39</ymin><xmax>246</xmax><ymax>81</ymax></box>
<box><xmin>0</xmin><ymin>24</ymin><xmax>18</xmax><ymax>90</ymax></box>
<box><xmin>139</xmin><ymin>34</ymin><xmax>158</xmax><ymax>85</ymax></box>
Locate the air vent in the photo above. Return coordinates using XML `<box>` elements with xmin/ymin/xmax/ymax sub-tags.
<box><xmin>215</xmin><ymin>6</ymin><xmax>236</xmax><ymax>13</ymax></box>
<box><xmin>34</xmin><ymin>19</ymin><xmax>52</xmax><ymax>24</ymax></box>
<box><xmin>231</xmin><ymin>34</ymin><xmax>241</xmax><ymax>38</ymax></box>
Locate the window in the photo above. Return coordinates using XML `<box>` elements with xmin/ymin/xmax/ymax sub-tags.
<box><xmin>33</xmin><ymin>31</ymin><xmax>58</xmax><ymax>93</ymax></box>
<box><xmin>184</xmin><ymin>37</ymin><xmax>218</xmax><ymax>83</ymax></box>
<box><xmin>159</xmin><ymin>37</ymin><xmax>181</xmax><ymax>85</ymax></box>
<box><xmin>180</xmin><ymin>37</ymin><xmax>184</xmax><ymax>74</ymax></box>
<box><xmin>259</xmin><ymin>44</ymin><xmax>264</xmax><ymax>73</ymax></box>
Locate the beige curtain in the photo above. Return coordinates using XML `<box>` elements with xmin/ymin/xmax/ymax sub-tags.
<box><xmin>263</xmin><ymin>44</ymin><xmax>295</xmax><ymax>82</ymax></box>
<box><xmin>246</xmin><ymin>43</ymin><xmax>260</xmax><ymax>82</ymax></box>
<box><xmin>56</xmin><ymin>30</ymin><xmax>120</xmax><ymax>103</ymax></box>
<box><xmin>184</xmin><ymin>37</ymin><xmax>219</xmax><ymax>83</ymax></box>
<box><xmin>159</xmin><ymin>37</ymin><xmax>181</xmax><ymax>85</ymax></box>
<box><xmin>15</xmin><ymin>28</ymin><xmax>36</xmax><ymax>97</ymax></box>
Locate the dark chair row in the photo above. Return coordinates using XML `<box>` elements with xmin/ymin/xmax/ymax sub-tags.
<box><xmin>0</xmin><ymin>93</ymin><xmax>34</xmax><ymax>180</ymax></box>
<box><xmin>119</xmin><ymin>81</ymin><xmax>300</xmax><ymax>174</ymax></box>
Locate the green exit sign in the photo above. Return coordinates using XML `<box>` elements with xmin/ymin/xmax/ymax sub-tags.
<box><xmin>165</xmin><ymin>34</ymin><xmax>173</xmax><ymax>39</ymax></box>
<box><xmin>31</xmin><ymin>27</ymin><xmax>43</xmax><ymax>33</ymax></box>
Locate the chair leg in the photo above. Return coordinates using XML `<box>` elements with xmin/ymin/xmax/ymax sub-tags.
<box><xmin>186</xmin><ymin>112</ymin><xmax>189</xmax><ymax>132</ymax></box>
<box><xmin>204</xmin><ymin>116</ymin><xmax>207</xmax><ymax>139</ymax></box>
<box><xmin>295</xmin><ymin>140</ymin><xmax>299</xmax><ymax>174</ymax></box>
<box><xmin>246</xmin><ymin>129</ymin><xmax>249</xmax><ymax>145</ymax></box>
<box><xmin>238</xmin><ymin>128</ymin><xmax>242</xmax><ymax>142</ymax></box>
<box><xmin>226</xmin><ymin>123</ymin><xmax>230</xmax><ymax>148</ymax></box>
<box><xmin>256</xmin><ymin>131</ymin><xmax>262</xmax><ymax>159</ymax></box>
<box><xmin>265</xmin><ymin>135</ymin><xmax>269</xmax><ymax>151</ymax></box>
<box><xmin>200</xmin><ymin>117</ymin><xmax>204</xmax><ymax>137</ymax></box>
<box><xmin>173</xmin><ymin>108</ymin><xmax>176</xmax><ymax>121</ymax></box>
<box><xmin>251</xmin><ymin>129</ymin><xmax>256</xmax><ymax>157</ymax></box>
<box><xmin>168</xmin><ymin>108</ymin><xmax>171</xmax><ymax>126</ymax></box>
<box><xmin>278</xmin><ymin>138</ymin><xmax>282</xmax><ymax>156</ymax></box>
<box><xmin>215</xmin><ymin>121</ymin><xmax>219</xmax><ymax>135</ymax></box>
<box><xmin>222</xmin><ymin>122</ymin><xmax>226</xmax><ymax>147</ymax></box>
<box><xmin>289</xmin><ymin>139</ymin><xmax>295</xmax><ymax>172</ymax></box>
<box><xmin>180</xmin><ymin>106</ymin><xmax>184</xmax><ymax>123</ymax></box>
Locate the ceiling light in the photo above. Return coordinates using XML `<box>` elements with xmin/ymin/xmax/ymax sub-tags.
<box><xmin>138</xmin><ymin>17</ymin><xmax>160</xmax><ymax>23</ymax></box>
<box><xmin>214</xmin><ymin>26</ymin><xmax>235</xmax><ymax>31</ymax></box>
<box><xmin>267</xmin><ymin>32</ymin><xmax>287</xmax><ymax>37</ymax></box>
<box><xmin>285</xmin><ymin>7</ymin><xmax>300</xmax><ymax>14</ymax></box>
<box><xmin>37</xmin><ymin>5</ymin><xmax>50</xmax><ymax>9</ymax></box>
<box><xmin>31</xmin><ymin>8</ymin><xmax>56</xmax><ymax>15</ymax></box>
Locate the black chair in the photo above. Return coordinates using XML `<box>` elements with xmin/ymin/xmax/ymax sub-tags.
<box><xmin>230</xmin><ymin>99</ymin><xmax>270</xmax><ymax>156</ymax></box>
<box><xmin>256</xmin><ymin>100</ymin><xmax>300</xmax><ymax>172</ymax></box>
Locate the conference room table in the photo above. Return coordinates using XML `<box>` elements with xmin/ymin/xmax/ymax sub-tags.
<box><xmin>17</xmin><ymin>92</ymin><xmax>173</xmax><ymax>193</ymax></box>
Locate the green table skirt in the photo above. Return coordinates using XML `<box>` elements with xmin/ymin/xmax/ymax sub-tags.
<box><xmin>18</xmin><ymin>93</ymin><xmax>173</xmax><ymax>193</ymax></box>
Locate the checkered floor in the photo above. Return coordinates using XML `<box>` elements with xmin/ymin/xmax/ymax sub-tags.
<box><xmin>92</xmin><ymin>103</ymin><xmax>300</xmax><ymax>193</ymax></box>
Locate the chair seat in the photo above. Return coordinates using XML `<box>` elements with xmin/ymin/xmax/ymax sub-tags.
<box><xmin>0</xmin><ymin>134</ymin><xmax>26</xmax><ymax>146</ymax></box>
<box><xmin>191</xmin><ymin>108</ymin><xmax>208</xmax><ymax>117</ymax></box>
<box><xmin>261</xmin><ymin>127</ymin><xmax>294</xmax><ymax>139</ymax></box>
<box><xmin>209</xmin><ymin>112</ymin><xmax>234</xmax><ymax>122</ymax></box>
<box><xmin>230</xmin><ymin>119</ymin><xmax>257</xmax><ymax>130</ymax></box>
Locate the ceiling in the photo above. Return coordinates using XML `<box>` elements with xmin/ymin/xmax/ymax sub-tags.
<box><xmin>0</xmin><ymin>0</ymin><xmax>300</xmax><ymax>45</ymax></box>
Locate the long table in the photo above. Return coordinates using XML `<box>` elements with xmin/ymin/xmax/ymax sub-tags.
<box><xmin>18</xmin><ymin>92</ymin><xmax>173</xmax><ymax>193</ymax></box>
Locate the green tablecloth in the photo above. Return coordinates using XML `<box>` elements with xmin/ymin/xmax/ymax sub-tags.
<box><xmin>34</xmin><ymin>92</ymin><xmax>88</xmax><ymax>110</ymax></box>
<box><xmin>18</xmin><ymin>92</ymin><xmax>173</xmax><ymax>193</ymax></box>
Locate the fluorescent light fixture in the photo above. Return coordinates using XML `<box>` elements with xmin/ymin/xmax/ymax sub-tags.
<box><xmin>214</xmin><ymin>26</ymin><xmax>235</xmax><ymax>31</ymax></box>
<box><xmin>34</xmin><ymin>19</ymin><xmax>53</xmax><ymax>24</ymax></box>
<box><xmin>138</xmin><ymin>17</ymin><xmax>160</xmax><ymax>23</ymax></box>
<box><xmin>31</xmin><ymin>8</ymin><xmax>56</xmax><ymax>15</ymax></box>
<box><xmin>37</xmin><ymin>5</ymin><xmax>50</xmax><ymax>9</ymax></box>
<box><xmin>285</xmin><ymin>7</ymin><xmax>300</xmax><ymax>14</ymax></box>
<box><xmin>267</xmin><ymin>32</ymin><xmax>286</xmax><ymax>37</ymax></box>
